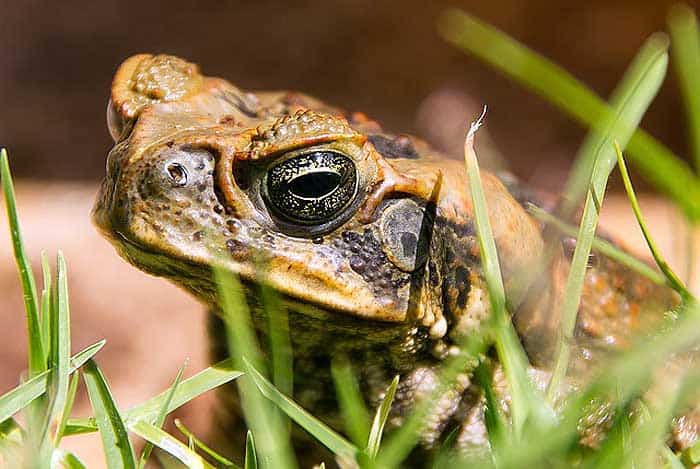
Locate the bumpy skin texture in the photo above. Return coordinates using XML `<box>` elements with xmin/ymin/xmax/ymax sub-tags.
<box><xmin>93</xmin><ymin>55</ymin><xmax>691</xmax><ymax>462</ymax></box>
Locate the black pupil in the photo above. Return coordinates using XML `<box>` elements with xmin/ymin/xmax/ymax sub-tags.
<box><xmin>262</xmin><ymin>150</ymin><xmax>357</xmax><ymax>225</ymax></box>
<box><xmin>289</xmin><ymin>171</ymin><xmax>341</xmax><ymax>199</ymax></box>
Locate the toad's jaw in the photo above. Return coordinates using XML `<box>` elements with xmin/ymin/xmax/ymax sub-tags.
<box><xmin>97</xmin><ymin>214</ymin><xmax>413</xmax><ymax>325</ymax></box>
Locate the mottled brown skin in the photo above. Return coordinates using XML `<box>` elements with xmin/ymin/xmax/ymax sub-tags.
<box><xmin>93</xmin><ymin>54</ymin><xmax>692</xmax><ymax>463</ymax></box>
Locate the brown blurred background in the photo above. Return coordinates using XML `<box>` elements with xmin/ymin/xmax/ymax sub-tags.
<box><xmin>2</xmin><ymin>0</ymin><xmax>698</xmax><ymax>188</ymax></box>
<box><xmin>1</xmin><ymin>1</ymin><xmax>699</xmax><ymax>467</ymax></box>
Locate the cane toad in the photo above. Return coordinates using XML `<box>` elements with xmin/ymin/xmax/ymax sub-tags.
<box><xmin>93</xmin><ymin>54</ymin><xmax>690</xmax><ymax>464</ymax></box>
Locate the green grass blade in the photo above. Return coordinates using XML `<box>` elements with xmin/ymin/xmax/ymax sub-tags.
<box><xmin>528</xmin><ymin>205</ymin><xmax>667</xmax><ymax>286</ymax></box>
<box><xmin>330</xmin><ymin>357</ymin><xmax>371</xmax><ymax>448</ymax></box>
<box><xmin>260</xmin><ymin>283</ymin><xmax>293</xmax><ymax>399</ymax></box>
<box><xmin>683</xmin><ymin>438</ymin><xmax>700</xmax><ymax>467</ymax></box>
<box><xmin>547</xmin><ymin>192</ymin><xmax>614</xmax><ymax>398</ymax></box>
<box><xmin>475</xmin><ymin>361</ymin><xmax>508</xmax><ymax>461</ymax></box>
<box><xmin>615</xmin><ymin>143</ymin><xmax>691</xmax><ymax>298</ymax></box>
<box><xmin>430</xmin><ymin>426</ymin><xmax>461</xmax><ymax>469</ymax></box>
<box><xmin>130</xmin><ymin>420</ymin><xmax>214</xmax><ymax>469</ymax></box>
<box><xmin>216</xmin><ymin>268</ymin><xmax>298</xmax><ymax>469</ymax></box>
<box><xmin>65</xmin><ymin>359</ymin><xmax>242</xmax><ymax>435</ymax></box>
<box><xmin>0</xmin><ymin>149</ymin><xmax>44</xmax><ymax>377</ymax></box>
<box><xmin>438</xmin><ymin>10</ymin><xmax>700</xmax><ymax>220</ymax></box>
<box><xmin>463</xmin><ymin>114</ymin><xmax>549</xmax><ymax>436</ymax></box>
<box><xmin>54</xmin><ymin>371</ymin><xmax>79</xmax><ymax>445</ymax></box>
<box><xmin>155</xmin><ymin>452</ymin><xmax>190</xmax><ymax>469</ymax></box>
<box><xmin>45</xmin><ymin>252</ymin><xmax>72</xmax><ymax>431</ymax></box>
<box><xmin>258</xmin><ymin>280</ymin><xmax>293</xmax><ymax>436</ymax></box>
<box><xmin>563</xmin><ymin>33</ymin><xmax>670</xmax><ymax>214</ymax></box>
<box><xmin>547</xmin><ymin>36</ymin><xmax>668</xmax><ymax>399</ymax></box>
<box><xmin>0</xmin><ymin>371</ymin><xmax>48</xmax><ymax>430</ymax></box>
<box><xmin>0</xmin><ymin>340</ymin><xmax>104</xmax><ymax>424</ymax></box>
<box><xmin>69</xmin><ymin>340</ymin><xmax>107</xmax><ymax>371</ymax></box>
<box><xmin>83</xmin><ymin>359</ymin><xmax>136</xmax><ymax>469</ymax></box>
<box><xmin>138</xmin><ymin>364</ymin><xmax>185</xmax><ymax>469</ymax></box>
<box><xmin>669</xmin><ymin>4</ymin><xmax>700</xmax><ymax>169</ymax></box>
<box><xmin>40</xmin><ymin>252</ymin><xmax>51</xmax><ymax>365</ymax></box>
<box><xmin>662</xmin><ymin>446</ymin><xmax>686</xmax><ymax>469</ymax></box>
<box><xmin>124</xmin><ymin>360</ymin><xmax>241</xmax><ymax>427</ymax></box>
<box><xmin>366</xmin><ymin>375</ymin><xmax>398</xmax><ymax>459</ymax></box>
<box><xmin>244</xmin><ymin>357</ymin><xmax>358</xmax><ymax>458</ymax></box>
<box><xmin>51</xmin><ymin>448</ymin><xmax>87</xmax><ymax>469</ymax></box>
<box><xmin>245</xmin><ymin>430</ymin><xmax>258</xmax><ymax>469</ymax></box>
<box><xmin>173</xmin><ymin>419</ymin><xmax>237</xmax><ymax>467</ymax></box>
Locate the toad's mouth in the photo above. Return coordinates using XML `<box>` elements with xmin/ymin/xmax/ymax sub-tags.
<box><xmin>110</xmin><ymin>229</ymin><xmax>411</xmax><ymax>327</ymax></box>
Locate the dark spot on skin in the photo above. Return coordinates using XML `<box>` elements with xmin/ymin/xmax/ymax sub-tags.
<box><xmin>226</xmin><ymin>239</ymin><xmax>245</xmax><ymax>256</ymax></box>
<box><xmin>368</xmin><ymin>134</ymin><xmax>419</xmax><ymax>159</ymax></box>
<box><xmin>562</xmin><ymin>236</ymin><xmax>577</xmax><ymax>257</ymax></box>
<box><xmin>226</xmin><ymin>219</ymin><xmax>241</xmax><ymax>234</ymax></box>
<box><xmin>195</xmin><ymin>162</ymin><xmax>206</xmax><ymax>171</ymax></box>
<box><xmin>445</xmin><ymin>247</ymin><xmax>455</xmax><ymax>266</ymax></box>
<box><xmin>456</xmin><ymin>268</ymin><xmax>471</xmax><ymax>309</ymax></box>
<box><xmin>262</xmin><ymin>234</ymin><xmax>275</xmax><ymax>244</ymax></box>
<box><xmin>197</xmin><ymin>183</ymin><xmax>207</xmax><ymax>192</ymax></box>
<box><xmin>349</xmin><ymin>255</ymin><xmax>365</xmax><ymax>271</ymax></box>
<box><xmin>165</xmin><ymin>140</ymin><xmax>174</xmax><ymax>148</ymax></box>
<box><xmin>192</xmin><ymin>231</ymin><xmax>203</xmax><ymax>241</ymax></box>
<box><xmin>312</xmin><ymin>237</ymin><xmax>324</xmax><ymax>244</ymax></box>
<box><xmin>400</xmin><ymin>232</ymin><xmax>417</xmax><ymax>258</ymax></box>
<box><xmin>218</xmin><ymin>115</ymin><xmax>239</xmax><ymax>125</ymax></box>
<box><xmin>455</xmin><ymin>267</ymin><xmax>468</xmax><ymax>286</ymax></box>
<box><xmin>339</xmin><ymin>228</ymin><xmax>411</xmax><ymax>300</ymax></box>
<box><xmin>450</xmin><ymin>220</ymin><xmax>475</xmax><ymax>238</ymax></box>
<box><xmin>214</xmin><ymin>205</ymin><xmax>224</xmax><ymax>214</ymax></box>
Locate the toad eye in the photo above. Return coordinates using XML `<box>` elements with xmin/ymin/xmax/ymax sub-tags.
<box><xmin>262</xmin><ymin>150</ymin><xmax>357</xmax><ymax>224</ymax></box>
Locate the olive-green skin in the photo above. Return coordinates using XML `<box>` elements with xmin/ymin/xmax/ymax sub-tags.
<box><xmin>93</xmin><ymin>54</ymin><xmax>691</xmax><ymax>463</ymax></box>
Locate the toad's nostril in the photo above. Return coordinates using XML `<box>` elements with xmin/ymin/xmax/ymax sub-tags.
<box><xmin>166</xmin><ymin>162</ymin><xmax>189</xmax><ymax>187</ymax></box>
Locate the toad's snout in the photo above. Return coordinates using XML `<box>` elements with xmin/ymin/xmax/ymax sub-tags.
<box><xmin>92</xmin><ymin>142</ymin><xmax>219</xmax><ymax>251</ymax></box>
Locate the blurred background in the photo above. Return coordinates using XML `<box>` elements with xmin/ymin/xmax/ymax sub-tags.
<box><xmin>0</xmin><ymin>1</ymin><xmax>697</xmax><ymax>466</ymax></box>
<box><xmin>2</xmin><ymin>0</ymin><xmax>695</xmax><ymax>187</ymax></box>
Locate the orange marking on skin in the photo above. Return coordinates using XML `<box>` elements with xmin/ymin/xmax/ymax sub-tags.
<box><xmin>359</xmin><ymin>144</ymin><xmax>442</xmax><ymax>222</ymax></box>
<box><xmin>185</xmin><ymin>130</ymin><xmax>258</xmax><ymax>218</ymax></box>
